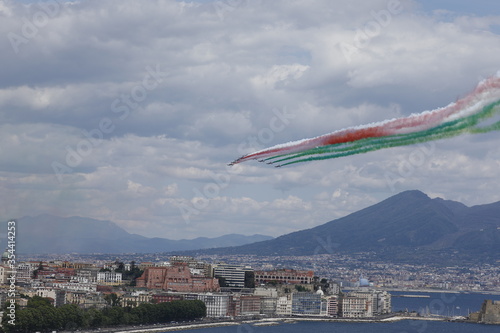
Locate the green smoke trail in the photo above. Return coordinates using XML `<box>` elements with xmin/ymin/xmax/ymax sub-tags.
<box><xmin>269</xmin><ymin>100</ymin><xmax>500</xmax><ymax>167</ymax></box>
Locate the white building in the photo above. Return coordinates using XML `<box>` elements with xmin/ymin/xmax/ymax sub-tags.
<box><xmin>52</xmin><ymin>281</ymin><xmax>97</xmax><ymax>292</ymax></box>
<box><xmin>212</xmin><ymin>264</ymin><xmax>252</xmax><ymax>288</ymax></box>
<box><xmin>0</xmin><ymin>265</ymin><xmax>11</xmax><ymax>284</ymax></box>
<box><xmin>341</xmin><ymin>295</ymin><xmax>373</xmax><ymax>318</ymax></box>
<box><xmin>185</xmin><ymin>293</ymin><xmax>230</xmax><ymax>318</ymax></box>
<box><xmin>16</xmin><ymin>263</ymin><xmax>33</xmax><ymax>281</ymax></box>
<box><xmin>347</xmin><ymin>289</ymin><xmax>391</xmax><ymax>315</ymax></box>
<box><xmin>276</xmin><ymin>295</ymin><xmax>292</xmax><ymax>316</ymax></box>
<box><xmin>97</xmin><ymin>271</ymin><xmax>122</xmax><ymax>285</ymax></box>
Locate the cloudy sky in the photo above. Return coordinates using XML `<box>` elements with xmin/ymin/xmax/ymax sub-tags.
<box><xmin>1</xmin><ymin>0</ymin><xmax>500</xmax><ymax>240</ymax></box>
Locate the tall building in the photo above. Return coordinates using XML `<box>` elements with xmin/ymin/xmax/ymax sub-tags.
<box><xmin>240</xmin><ymin>295</ymin><xmax>261</xmax><ymax>315</ymax></box>
<box><xmin>325</xmin><ymin>295</ymin><xmax>339</xmax><ymax>317</ymax></box>
<box><xmin>276</xmin><ymin>295</ymin><xmax>292</xmax><ymax>316</ymax></box>
<box><xmin>347</xmin><ymin>289</ymin><xmax>391</xmax><ymax>315</ymax></box>
<box><xmin>292</xmin><ymin>292</ymin><xmax>322</xmax><ymax>315</ymax></box>
<box><xmin>211</xmin><ymin>263</ymin><xmax>253</xmax><ymax>288</ymax></box>
<box><xmin>341</xmin><ymin>295</ymin><xmax>373</xmax><ymax>318</ymax></box>
<box><xmin>260</xmin><ymin>296</ymin><xmax>278</xmax><ymax>316</ymax></box>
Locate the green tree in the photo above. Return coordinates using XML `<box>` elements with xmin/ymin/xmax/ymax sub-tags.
<box><xmin>82</xmin><ymin>308</ymin><xmax>105</xmax><ymax>329</ymax></box>
<box><xmin>26</xmin><ymin>295</ymin><xmax>52</xmax><ymax>308</ymax></box>
<box><xmin>295</xmin><ymin>285</ymin><xmax>308</xmax><ymax>292</ymax></box>
<box><xmin>58</xmin><ymin>304</ymin><xmax>84</xmax><ymax>331</ymax></box>
<box><xmin>104</xmin><ymin>293</ymin><xmax>121</xmax><ymax>307</ymax></box>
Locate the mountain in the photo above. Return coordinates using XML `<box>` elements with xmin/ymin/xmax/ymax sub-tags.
<box><xmin>186</xmin><ymin>190</ymin><xmax>500</xmax><ymax>263</ymax></box>
<box><xmin>0</xmin><ymin>214</ymin><xmax>273</xmax><ymax>254</ymax></box>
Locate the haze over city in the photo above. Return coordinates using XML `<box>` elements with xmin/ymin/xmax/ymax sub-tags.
<box><xmin>2</xmin><ymin>0</ymin><xmax>500</xmax><ymax>241</ymax></box>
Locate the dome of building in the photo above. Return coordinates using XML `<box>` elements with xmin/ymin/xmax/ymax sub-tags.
<box><xmin>359</xmin><ymin>278</ymin><xmax>370</xmax><ymax>287</ymax></box>
<box><xmin>1</xmin><ymin>250</ymin><xmax>9</xmax><ymax>263</ymax></box>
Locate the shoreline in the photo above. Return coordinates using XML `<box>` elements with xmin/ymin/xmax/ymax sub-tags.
<box><xmin>105</xmin><ymin>315</ymin><xmax>451</xmax><ymax>333</ymax></box>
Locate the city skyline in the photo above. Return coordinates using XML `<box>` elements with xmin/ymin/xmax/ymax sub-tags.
<box><xmin>2</xmin><ymin>0</ymin><xmax>500</xmax><ymax>240</ymax></box>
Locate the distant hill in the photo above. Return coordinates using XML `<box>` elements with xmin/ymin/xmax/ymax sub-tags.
<box><xmin>184</xmin><ymin>190</ymin><xmax>500</xmax><ymax>263</ymax></box>
<box><xmin>0</xmin><ymin>214</ymin><xmax>273</xmax><ymax>254</ymax></box>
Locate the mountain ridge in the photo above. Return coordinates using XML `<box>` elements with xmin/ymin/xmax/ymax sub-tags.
<box><xmin>183</xmin><ymin>190</ymin><xmax>500</xmax><ymax>263</ymax></box>
<box><xmin>0</xmin><ymin>214</ymin><xmax>273</xmax><ymax>254</ymax></box>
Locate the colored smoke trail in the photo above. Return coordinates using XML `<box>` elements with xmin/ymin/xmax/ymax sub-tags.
<box><xmin>229</xmin><ymin>75</ymin><xmax>500</xmax><ymax>167</ymax></box>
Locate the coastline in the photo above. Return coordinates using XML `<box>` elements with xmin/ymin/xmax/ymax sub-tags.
<box><xmin>103</xmin><ymin>315</ymin><xmax>449</xmax><ymax>333</ymax></box>
<box><xmin>113</xmin><ymin>322</ymin><xmax>240</xmax><ymax>333</ymax></box>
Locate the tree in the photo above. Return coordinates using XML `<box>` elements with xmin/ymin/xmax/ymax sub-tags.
<box><xmin>83</xmin><ymin>308</ymin><xmax>105</xmax><ymax>329</ymax></box>
<box><xmin>27</xmin><ymin>295</ymin><xmax>52</xmax><ymax>308</ymax></box>
<box><xmin>104</xmin><ymin>293</ymin><xmax>121</xmax><ymax>307</ymax></box>
<box><xmin>32</xmin><ymin>262</ymin><xmax>44</xmax><ymax>279</ymax></box>
<box><xmin>295</xmin><ymin>285</ymin><xmax>308</xmax><ymax>292</ymax></box>
<box><xmin>115</xmin><ymin>262</ymin><xmax>125</xmax><ymax>273</ymax></box>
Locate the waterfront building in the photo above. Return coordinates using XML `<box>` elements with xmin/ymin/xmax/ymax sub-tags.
<box><xmin>276</xmin><ymin>295</ymin><xmax>292</xmax><ymax>315</ymax></box>
<box><xmin>240</xmin><ymin>295</ymin><xmax>261</xmax><ymax>315</ymax></box>
<box><xmin>260</xmin><ymin>296</ymin><xmax>278</xmax><ymax>315</ymax></box>
<box><xmin>341</xmin><ymin>294</ymin><xmax>373</xmax><ymax>318</ymax></box>
<box><xmin>325</xmin><ymin>295</ymin><xmax>339</xmax><ymax>317</ymax></box>
<box><xmin>227</xmin><ymin>294</ymin><xmax>241</xmax><ymax>317</ymax></box>
<box><xmin>292</xmin><ymin>292</ymin><xmax>322</xmax><ymax>315</ymax></box>
<box><xmin>348</xmin><ymin>289</ymin><xmax>391</xmax><ymax>315</ymax></box>
<box><xmin>185</xmin><ymin>293</ymin><xmax>230</xmax><ymax>318</ymax></box>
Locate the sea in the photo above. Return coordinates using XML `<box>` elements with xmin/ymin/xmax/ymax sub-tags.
<box><xmin>175</xmin><ymin>292</ymin><xmax>500</xmax><ymax>333</ymax></box>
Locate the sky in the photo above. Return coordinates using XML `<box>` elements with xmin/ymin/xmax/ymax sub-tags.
<box><xmin>1</xmin><ymin>0</ymin><xmax>500</xmax><ymax>240</ymax></box>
